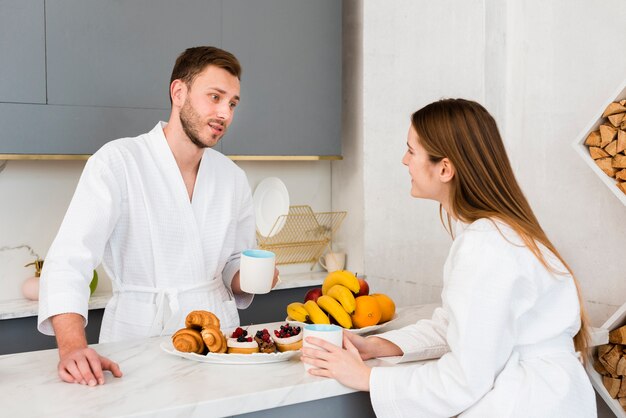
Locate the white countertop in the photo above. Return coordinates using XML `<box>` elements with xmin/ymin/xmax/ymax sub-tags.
<box><xmin>0</xmin><ymin>304</ymin><xmax>438</xmax><ymax>418</ymax></box>
<box><xmin>0</xmin><ymin>271</ymin><xmax>326</xmax><ymax>321</ymax></box>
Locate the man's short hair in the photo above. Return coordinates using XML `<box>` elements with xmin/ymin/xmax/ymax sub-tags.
<box><xmin>169</xmin><ymin>46</ymin><xmax>241</xmax><ymax>100</ymax></box>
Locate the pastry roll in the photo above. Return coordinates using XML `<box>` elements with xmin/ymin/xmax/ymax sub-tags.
<box><xmin>172</xmin><ymin>328</ymin><xmax>205</xmax><ymax>354</ymax></box>
<box><xmin>185</xmin><ymin>310</ymin><xmax>221</xmax><ymax>330</ymax></box>
<box><xmin>201</xmin><ymin>325</ymin><xmax>227</xmax><ymax>353</ymax></box>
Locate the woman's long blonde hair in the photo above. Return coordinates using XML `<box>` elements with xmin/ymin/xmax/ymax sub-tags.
<box><xmin>412</xmin><ymin>98</ymin><xmax>590</xmax><ymax>360</ymax></box>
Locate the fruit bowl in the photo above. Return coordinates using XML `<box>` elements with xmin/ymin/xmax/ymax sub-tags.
<box><xmin>285</xmin><ymin>314</ymin><xmax>399</xmax><ymax>336</ymax></box>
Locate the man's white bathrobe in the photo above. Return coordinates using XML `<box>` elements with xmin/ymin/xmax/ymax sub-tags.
<box><xmin>370</xmin><ymin>219</ymin><xmax>596</xmax><ymax>418</ymax></box>
<box><xmin>38</xmin><ymin>122</ymin><xmax>256</xmax><ymax>342</ymax></box>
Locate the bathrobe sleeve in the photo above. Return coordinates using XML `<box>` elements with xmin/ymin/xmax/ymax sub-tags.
<box><xmin>38</xmin><ymin>154</ymin><xmax>122</xmax><ymax>335</ymax></box>
<box><xmin>369</xmin><ymin>228</ymin><xmax>535</xmax><ymax>418</ymax></box>
<box><xmin>221</xmin><ymin>172</ymin><xmax>256</xmax><ymax>308</ymax></box>
<box><xmin>374</xmin><ymin>306</ymin><xmax>450</xmax><ymax>363</ymax></box>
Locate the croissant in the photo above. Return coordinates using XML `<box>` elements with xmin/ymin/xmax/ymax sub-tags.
<box><xmin>201</xmin><ymin>325</ymin><xmax>227</xmax><ymax>353</ymax></box>
<box><xmin>185</xmin><ymin>310</ymin><xmax>221</xmax><ymax>330</ymax></box>
<box><xmin>172</xmin><ymin>328</ymin><xmax>205</xmax><ymax>354</ymax></box>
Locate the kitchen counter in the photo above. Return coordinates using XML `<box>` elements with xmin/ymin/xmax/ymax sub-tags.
<box><xmin>0</xmin><ymin>304</ymin><xmax>439</xmax><ymax>417</ymax></box>
<box><xmin>0</xmin><ymin>271</ymin><xmax>326</xmax><ymax>321</ymax></box>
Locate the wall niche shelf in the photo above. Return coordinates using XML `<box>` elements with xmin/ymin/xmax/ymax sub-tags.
<box><xmin>572</xmin><ymin>78</ymin><xmax>626</xmax><ymax>206</ymax></box>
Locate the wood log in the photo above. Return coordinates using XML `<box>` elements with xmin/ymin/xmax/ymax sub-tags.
<box><xmin>615</xmin><ymin>169</ymin><xmax>626</xmax><ymax>181</ymax></box>
<box><xmin>601</xmin><ymin>345</ymin><xmax>621</xmax><ymax>376</ymax></box>
<box><xmin>585</xmin><ymin>130</ymin><xmax>602</xmax><ymax>147</ymax></box>
<box><xmin>619</xmin><ymin>397</ymin><xmax>626</xmax><ymax>411</ymax></box>
<box><xmin>595</xmin><ymin>358</ymin><xmax>610</xmax><ymax>376</ymax></box>
<box><xmin>596</xmin><ymin>157</ymin><xmax>617</xmax><ymax>176</ymax></box>
<box><xmin>609</xmin><ymin>113</ymin><xmax>625</xmax><ymax>127</ymax></box>
<box><xmin>621</xmin><ymin>99</ymin><xmax>626</xmax><ymax>106</ymax></box>
<box><xmin>618</xmin><ymin>356</ymin><xmax>626</xmax><ymax>376</ymax></box>
<box><xmin>603</xmin><ymin>102</ymin><xmax>626</xmax><ymax>118</ymax></box>
<box><xmin>599</xmin><ymin>344</ymin><xmax>614</xmax><ymax>359</ymax></box>
<box><xmin>605</xmin><ymin>140</ymin><xmax>618</xmax><ymax>156</ymax></box>
<box><xmin>618</xmin><ymin>181</ymin><xmax>626</xmax><ymax>195</ymax></box>
<box><xmin>590</xmin><ymin>146</ymin><xmax>611</xmax><ymax>159</ymax></box>
<box><xmin>619</xmin><ymin>378</ymin><xmax>626</xmax><ymax>398</ymax></box>
<box><xmin>610</xmin><ymin>325</ymin><xmax>626</xmax><ymax>344</ymax></box>
<box><xmin>601</xmin><ymin>124</ymin><xmax>618</xmax><ymax>147</ymax></box>
<box><xmin>612</xmin><ymin>154</ymin><xmax>626</xmax><ymax>169</ymax></box>
<box><xmin>604</xmin><ymin>375</ymin><xmax>621</xmax><ymax>398</ymax></box>
<box><xmin>617</xmin><ymin>130</ymin><xmax>626</xmax><ymax>154</ymax></box>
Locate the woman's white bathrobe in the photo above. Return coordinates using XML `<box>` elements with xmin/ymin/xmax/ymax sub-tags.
<box><xmin>38</xmin><ymin>122</ymin><xmax>256</xmax><ymax>342</ymax></box>
<box><xmin>370</xmin><ymin>219</ymin><xmax>596</xmax><ymax>418</ymax></box>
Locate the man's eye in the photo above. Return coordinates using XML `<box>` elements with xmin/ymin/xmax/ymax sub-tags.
<box><xmin>210</xmin><ymin>94</ymin><xmax>219</xmax><ymax>100</ymax></box>
<box><xmin>230</xmin><ymin>102</ymin><xmax>238</xmax><ymax>109</ymax></box>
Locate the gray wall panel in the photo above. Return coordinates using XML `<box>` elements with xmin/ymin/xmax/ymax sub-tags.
<box><xmin>0</xmin><ymin>103</ymin><xmax>169</xmax><ymax>154</ymax></box>
<box><xmin>46</xmin><ymin>0</ymin><xmax>221</xmax><ymax>109</ymax></box>
<box><xmin>0</xmin><ymin>0</ymin><xmax>46</xmax><ymax>103</ymax></box>
<box><xmin>221</xmin><ymin>0</ymin><xmax>342</xmax><ymax>155</ymax></box>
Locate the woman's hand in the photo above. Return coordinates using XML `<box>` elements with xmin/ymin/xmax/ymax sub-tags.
<box><xmin>301</xmin><ymin>333</ymin><xmax>372</xmax><ymax>391</ymax></box>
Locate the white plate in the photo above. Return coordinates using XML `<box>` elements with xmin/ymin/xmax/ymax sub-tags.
<box><xmin>161</xmin><ymin>322</ymin><xmax>302</xmax><ymax>365</ymax></box>
<box><xmin>285</xmin><ymin>314</ymin><xmax>399</xmax><ymax>336</ymax></box>
<box><xmin>253</xmin><ymin>177</ymin><xmax>290</xmax><ymax>238</ymax></box>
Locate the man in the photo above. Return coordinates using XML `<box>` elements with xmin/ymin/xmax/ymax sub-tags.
<box><xmin>38</xmin><ymin>46</ymin><xmax>278</xmax><ymax>386</ymax></box>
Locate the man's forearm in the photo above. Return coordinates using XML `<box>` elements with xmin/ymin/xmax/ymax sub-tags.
<box><xmin>51</xmin><ymin>313</ymin><xmax>88</xmax><ymax>357</ymax></box>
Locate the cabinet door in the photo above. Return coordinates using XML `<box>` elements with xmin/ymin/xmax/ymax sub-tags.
<box><xmin>221</xmin><ymin>0</ymin><xmax>341</xmax><ymax>156</ymax></box>
<box><xmin>0</xmin><ymin>0</ymin><xmax>46</xmax><ymax>104</ymax></box>
<box><xmin>46</xmin><ymin>0</ymin><xmax>221</xmax><ymax>110</ymax></box>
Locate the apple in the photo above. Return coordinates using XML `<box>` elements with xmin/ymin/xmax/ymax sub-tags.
<box><xmin>355</xmin><ymin>278</ymin><xmax>369</xmax><ymax>297</ymax></box>
<box><xmin>304</xmin><ymin>287</ymin><xmax>323</xmax><ymax>303</ymax></box>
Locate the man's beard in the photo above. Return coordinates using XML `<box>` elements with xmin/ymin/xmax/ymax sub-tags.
<box><xmin>179</xmin><ymin>99</ymin><xmax>225</xmax><ymax>149</ymax></box>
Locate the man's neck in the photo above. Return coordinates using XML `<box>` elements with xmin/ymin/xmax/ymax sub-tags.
<box><xmin>162</xmin><ymin>117</ymin><xmax>204</xmax><ymax>174</ymax></box>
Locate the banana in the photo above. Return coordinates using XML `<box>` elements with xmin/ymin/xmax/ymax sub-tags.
<box><xmin>304</xmin><ymin>300</ymin><xmax>330</xmax><ymax>324</ymax></box>
<box><xmin>321</xmin><ymin>270</ymin><xmax>360</xmax><ymax>295</ymax></box>
<box><xmin>327</xmin><ymin>284</ymin><xmax>356</xmax><ymax>314</ymax></box>
<box><xmin>287</xmin><ymin>302</ymin><xmax>309</xmax><ymax>323</ymax></box>
<box><xmin>317</xmin><ymin>295</ymin><xmax>353</xmax><ymax>329</ymax></box>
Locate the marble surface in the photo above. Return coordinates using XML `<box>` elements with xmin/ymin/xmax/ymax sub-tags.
<box><xmin>0</xmin><ymin>304</ymin><xmax>438</xmax><ymax>418</ymax></box>
<box><xmin>0</xmin><ymin>272</ymin><xmax>325</xmax><ymax>321</ymax></box>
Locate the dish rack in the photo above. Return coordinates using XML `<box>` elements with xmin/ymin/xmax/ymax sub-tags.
<box><xmin>256</xmin><ymin>205</ymin><xmax>346</xmax><ymax>268</ymax></box>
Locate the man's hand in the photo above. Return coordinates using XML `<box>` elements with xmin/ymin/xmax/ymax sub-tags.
<box><xmin>58</xmin><ymin>346</ymin><xmax>122</xmax><ymax>386</ymax></box>
<box><xmin>52</xmin><ymin>313</ymin><xmax>123</xmax><ymax>385</ymax></box>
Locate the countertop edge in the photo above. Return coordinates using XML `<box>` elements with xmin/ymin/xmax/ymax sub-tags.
<box><xmin>0</xmin><ymin>272</ymin><xmax>326</xmax><ymax>321</ymax></box>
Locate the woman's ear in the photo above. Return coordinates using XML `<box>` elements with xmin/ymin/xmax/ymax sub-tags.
<box><xmin>439</xmin><ymin>158</ymin><xmax>455</xmax><ymax>183</ymax></box>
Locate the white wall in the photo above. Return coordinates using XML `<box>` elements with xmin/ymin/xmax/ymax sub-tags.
<box><xmin>335</xmin><ymin>0</ymin><xmax>626</xmax><ymax>326</ymax></box>
<box><xmin>0</xmin><ymin>159</ymin><xmax>331</xmax><ymax>301</ymax></box>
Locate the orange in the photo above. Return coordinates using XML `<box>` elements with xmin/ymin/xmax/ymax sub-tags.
<box><xmin>351</xmin><ymin>296</ymin><xmax>382</xmax><ymax>328</ymax></box>
<box><xmin>371</xmin><ymin>293</ymin><xmax>396</xmax><ymax>323</ymax></box>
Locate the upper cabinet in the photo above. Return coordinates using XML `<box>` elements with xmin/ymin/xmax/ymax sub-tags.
<box><xmin>0</xmin><ymin>0</ymin><xmax>46</xmax><ymax>104</ymax></box>
<box><xmin>0</xmin><ymin>0</ymin><xmax>342</xmax><ymax>157</ymax></box>
<box><xmin>46</xmin><ymin>0</ymin><xmax>221</xmax><ymax>109</ymax></box>
<box><xmin>221</xmin><ymin>0</ymin><xmax>342</xmax><ymax>156</ymax></box>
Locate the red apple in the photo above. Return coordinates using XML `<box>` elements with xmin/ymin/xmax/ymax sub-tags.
<box><xmin>304</xmin><ymin>287</ymin><xmax>323</xmax><ymax>303</ymax></box>
<box><xmin>355</xmin><ymin>278</ymin><xmax>369</xmax><ymax>297</ymax></box>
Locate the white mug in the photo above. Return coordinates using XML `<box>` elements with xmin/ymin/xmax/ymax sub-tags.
<box><xmin>318</xmin><ymin>252</ymin><xmax>346</xmax><ymax>272</ymax></box>
<box><xmin>239</xmin><ymin>249</ymin><xmax>275</xmax><ymax>294</ymax></box>
<box><xmin>302</xmin><ymin>324</ymin><xmax>343</xmax><ymax>371</ymax></box>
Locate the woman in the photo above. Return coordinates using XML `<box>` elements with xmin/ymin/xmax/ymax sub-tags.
<box><xmin>301</xmin><ymin>99</ymin><xmax>596</xmax><ymax>417</ymax></box>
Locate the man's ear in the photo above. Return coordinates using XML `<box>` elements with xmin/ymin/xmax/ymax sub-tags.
<box><xmin>439</xmin><ymin>158</ymin><xmax>455</xmax><ymax>183</ymax></box>
<box><xmin>170</xmin><ymin>79</ymin><xmax>187</xmax><ymax>108</ymax></box>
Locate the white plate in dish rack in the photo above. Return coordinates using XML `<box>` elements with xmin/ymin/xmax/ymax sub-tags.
<box><xmin>253</xmin><ymin>177</ymin><xmax>290</xmax><ymax>238</ymax></box>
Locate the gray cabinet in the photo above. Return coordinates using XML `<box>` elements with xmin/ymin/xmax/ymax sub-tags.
<box><xmin>221</xmin><ymin>0</ymin><xmax>342</xmax><ymax>156</ymax></box>
<box><xmin>45</xmin><ymin>0</ymin><xmax>221</xmax><ymax>109</ymax></box>
<box><xmin>0</xmin><ymin>0</ymin><xmax>46</xmax><ymax>104</ymax></box>
<box><xmin>0</xmin><ymin>0</ymin><xmax>341</xmax><ymax>156</ymax></box>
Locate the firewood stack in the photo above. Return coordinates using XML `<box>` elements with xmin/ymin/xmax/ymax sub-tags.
<box><xmin>596</xmin><ymin>325</ymin><xmax>626</xmax><ymax>411</ymax></box>
<box><xmin>584</xmin><ymin>100</ymin><xmax>626</xmax><ymax>194</ymax></box>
